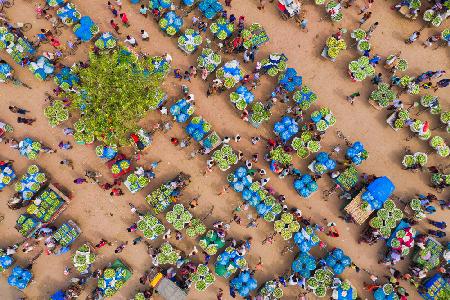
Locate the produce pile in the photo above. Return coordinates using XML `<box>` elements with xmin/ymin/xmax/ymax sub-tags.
<box><xmin>370</xmin><ymin>83</ymin><xmax>397</xmax><ymax>108</ymax></box>
<box><xmin>402</xmin><ymin>152</ymin><xmax>428</xmax><ymax>169</ymax></box>
<box><xmin>326</xmin><ymin>1</ymin><xmax>343</xmax><ymax>22</ymax></box>
<box><xmin>16</xmin><ymin>214</ymin><xmax>40</xmax><ymax>236</ymax></box>
<box><xmin>429</xmin><ymin>136</ymin><xmax>449</xmax><ymax>158</ymax></box>
<box><xmin>293</xmin><ymin>86</ymin><xmax>318</xmax><ymax>110</ymax></box>
<box><xmin>178</xmin><ymin>29</ymin><xmax>203</xmax><ymax>54</ymax></box>
<box><xmin>28</xmin><ymin>56</ymin><xmax>55</xmax><ymax>81</ymax></box>
<box><xmin>216</xmin><ymin>60</ymin><xmax>244</xmax><ymax>89</ymax></box>
<box><xmin>198</xmin><ymin>0</ymin><xmax>223</xmax><ymax>19</ymax></box>
<box><xmin>423</xmin><ymin>8</ymin><xmax>447</xmax><ymax>27</ymax></box>
<box><xmin>95</xmin><ymin>145</ymin><xmax>118</xmax><ymax>160</ymax></box>
<box><xmin>0</xmin><ymin>249</ymin><xmax>13</xmax><ymax>273</ymax></box>
<box><xmin>44</xmin><ymin>100</ymin><xmax>69</xmax><ymax>127</ymax></box>
<box><xmin>56</xmin><ymin>2</ymin><xmax>81</xmax><ymax>25</ymax></box>
<box><xmin>110</xmin><ymin>158</ymin><xmax>131</xmax><ymax>177</ymax></box>
<box><xmin>431</xmin><ymin>172</ymin><xmax>449</xmax><ymax>188</ymax></box>
<box><xmin>186</xmin><ymin>218</ymin><xmax>206</xmax><ymax>238</ymax></box>
<box><xmin>324</xmin><ymin>36</ymin><xmax>346</xmax><ymax>60</ymax></box>
<box><xmin>294</xmin><ymin>174</ymin><xmax>319</xmax><ymax>198</ymax></box>
<box><xmin>72</xmin><ymin>244</ymin><xmax>96</xmax><ymax>273</ymax></box>
<box><xmin>170</xmin><ymin>99</ymin><xmax>195</xmax><ymax>123</ymax></box>
<box><xmin>324</xmin><ymin>248</ymin><xmax>351</xmax><ymax>275</ymax></box>
<box><xmin>241</xmin><ymin>23</ymin><xmax>269</xmax><ymax>49</ymax></box>
<box><xmin>278</xmin><ymin>68</ymin><xmax>302</xmax><ymax>92</ymax></box>
<box><xmin>73</xmin><ymin>16</ymin><xmax>99</xmax><ymax>42</ymax></box>
<box><xmin>230</xmin><ymin>271</ymin><xmax>258</xmax><ymax>297</ymax></box>
<box><xmin>53</xmin><ymin>222</ymin><xmax>80</xmax><ymax>247</ymax></box>
<box><xmin>269</xmin><ymin>146</ymin><xmax>293</xmax><ymax>166</ymax></box>
<box><xmin>335</xmin><ymin>166</ymin><xmax>359</xmax><ymax>191</ymax></box>
<box><xmin>291</xmin><ymin>131</ymin><xmax>321</xmax><ymax>159</ymax></box>
<box><xmin>145</xmin><ymin>56</ymin><xmax>171</xmax><ymax>76</ymax></box>
<box><xmin>190</xmin><ymin>264</ymin><xmax>216</xmax><ymax>291</ymax></box>
<box><xmin>124</xmin><ymin>171</ymin><xmax>150</xmax><ymax>194</ymax></box>
<box><xmin>309</xmin><ymin>152</ymin><xmax>336</xmax><ymax>175</ymax></box>
<box><xmin>14</xmin><ymin>165</ymin><xmax>47</xmax><ymax>200</ymax></box>
<box><xmin>149</xmin><ymin>0</ymin><xmax>172</xmax><ymax>10</ymax></box>
<box><xmin>274</xmin><ymin>116</ymin><xmax>299</xmax><ymax>143</ymax></box>
<box><xmin>409</xmin><ymin>119</ymin><xmax>431</xmax><ymax>141</ymax></box>
<box><xmin>186</xmin><ymin>116</ymin><xmax>211</xmax><ymax>142</ymax></box>
<box><xmin>261</xmin><ymin>53</ymin><xmax>288</xmax><ymax>77</ymax></box>
<box><xmin>137</xmin><ymin>214</ymin><xmax>165</xmax><ymax>240</ymax></box>
<box><xmin>159</xmin><ymin>11</ymin><xmax>183</xmax><ymax>36</ymax></box>
<box><xmin>230</xmin><ymin>85</ymin><xmax>254</xmax><ymax>111</ymax></box>
<box><xmin>156</xmin><ymin>242</ymin><xmax>181</xmax><ymax>265</ymax></box>
<box><xmin>212</xmin><ymin>144</ymin><xmax>238</xmax><ymax>171</ymax></box>
<box><xmin>388</xmin><ymin>226</ymin><xmax>416</xmax><ymax>256</ymax></box>
<box><xmin>413</xmin><ymin>238</ymin><xmax>443</xmax><ymax>271</ymax></box>
<box><xmin>210</xmin><ymin>18</ymin><xmax>234</xmax><ymax>40</ymax></box>
<box><xmin>165</xmin><ymin>204</ymin><xmax>192</xmax><ymax>231</ymax></box>
<box><xmin>94</xmin><ymin>32</ymin><xmax>117</xmax><ymax>50</ymax></box>
<box><xmin>0</xmin><ymin>163</ymin><xmax>16</xmax><ymax>191</ymax></box>
<box><xmin>46</xmin><ymin>0</ymin><xmax>67</xmax><ymax>7</ymax></box>
<box><xmin>145</xmin><ymin>181</ymin><xmax>177</xmax><ymax>214</ymax></box>
<box><xmin>373</xmin><ymin>283</ymin><xmax>399</xmax><ymax>300</ymax></box>
<box><xmin>0</xmin><ymin>60</ymin><xmax>13</xmax><ymax>82</ymax></box>
<box><xmin>97</xmin><ymin>260</ymin><xmax>131</xmax><ymax>297</ymax></box>
<box><xmin>348</xmin><ymin>56</ymin><xmax>375</xmax><ymax>81</ymax></box>
<box><xmin>54</xmin><ymin>67</ymin><xmax>79</xmax><ymax>92</ymax></box>
<box><xmin>228</xmin><ymin>166</ymin><xmax>253</xmax><ymax>193</ymax></box>
<box><xmin>215</xmin><ymin>246</ymin><xmax>247</xmax><ymax>278</ymax></box>
<box><xmin>292</xmin><ymin>252</ymin><xmax>316</xmax><ymax>278</ymax></box>
<box><xmin>408</xmin><ymin>198</ymin><xmax>426</xmax><ymax>220</ymax></box>
<box><xmin>73</xmin><ymin>119</ymin><xmax>95</xmax><ymax>145</ymax></box>
<box><xmin>250</xmin><ymin>102</ymin><xmax>271</xmax><ymax>127</ymax></box>
<box><xmin>7</xmin><ymin>266</ymin><xmax>32</xmax><ymax>290</ymax></box>
<box><xmin>274</xmin><ymin>212</ymin><xmax>301</xmax><ymax>240</ymax></box>
<box><xmin>26</xmin><ymin>186</ymin><xmax>65</xmax><ymax>223</ymax></box>
<box><xmin>199</xmin><ymin>230</ymin><xmax>226</xmax><ymax>255</ymax></box>
<box><xmin>332</xmin><ymin>280</ymin><xmax>358</xmax><ymax>300</ymax></box>
<box><xmin>201</xmin><ymin>131</ymin><xmax>221</xmax><ymax>150</ymax></box>
<box><xmin>251</xmin><ymin>187</ymin><xmax>283</xmax><ymax>222</ymax></box>
<box><xmin>420</xmin><ymin>94</ymin><xmax>441</xmax><ymax>115</ymax></box>
<box><xmin>307</xmin><ymin>267</ymin><xmax>334</xmax><ymax>298</ymax></box>
<box><xmin>398</xmin><ymin>75</ymin><xmax>420</xmax><ymax>95</ymax></box>
<box><xmin>392</xmin><ymin>109</ymin><xmax>410</xmax><ymax>129</ymax></box>
<box><xmin>310</xmin><ymin>107</ymin><xmax>336</xmax><ymax>132</ymax></box>
<box><xmin>294</xmin><ymin>226</ymin><xmax>320</xmax><ymax>252</ymax></box>
<box><xmin>258</xmin><ymin>280</ymin><xmax>284</xmax><ymax>299</ymax></box>
<box><xmin>345</xmin><ymin>142</ymin><xmax>368</xmax><ymax>165</ymax></box>
<box><xmin>197</xmin><ymin>48</ymin><xmax>221</xmax><ymax>74</ymax></box>
<box><xmin>369</xmin><ymin>199</ymin><xmax>403</xmax><ymax>238</ymax></box>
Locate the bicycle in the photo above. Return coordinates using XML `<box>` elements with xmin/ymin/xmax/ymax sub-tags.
<box><xmin>52</xmin><ymin>21</ymin><xmax>64</xmax><ymax>36</ymax></box>
<box><xmin>65</xmin><ymin>39</ymin><xmax>81</xmax><ymax>55</ymax></box>
<box><xmin>0</xmin><ymin>0</ymin><xmax>14</xmax><ymax>12</ymax></box>
<box><xmin>15</xmin><ymin>22</ymin><xmax>32</xmax><ymax>32</ymax></box>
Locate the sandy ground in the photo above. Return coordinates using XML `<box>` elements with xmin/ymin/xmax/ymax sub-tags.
<box><xmin>0</xmin><ymin>0</ymin><xmax>448</xmax><ymax>299</ymax></box>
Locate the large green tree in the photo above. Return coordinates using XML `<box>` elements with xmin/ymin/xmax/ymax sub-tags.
<box><xmin>67</xmin><ymin>48</ymin><xmax>167</xmax><ymax>146</ymax></box>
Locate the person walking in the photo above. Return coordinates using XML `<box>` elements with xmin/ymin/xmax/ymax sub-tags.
<box><xmin>110</xmin><ymin>20</ymin><xmax>120</xmax><ymax>34</ymax></box>
<box><xmin>9</xmin><ymin>106</ymin><xmax>29</xmax><ymax>114</ymax></box>
<box><xmin>141</xmin><ymin>29</ymin><xmax>149</xmax><ymax>41</ymax></box>
<box><xmin>73</xmin><ymin>178</ymin><xmax>87</xmax><ymax>184</ymax></box>
<box><xmin>120</xmin><ymin>13</ymin><xmax>129</xmax><ymax>27</ymax></box>
<box><xmin>359</xmin><ymin>12</ymin><xmax>372</xmax><ymax>27</ymax></box>
<box><xmin>405</xmin><ymin>31</ymin><xmax>421</xmax><ymax>44</ymax></box>
<box><xmin>346</xmin><ymin>92</ymin><xmax>360</xmax><ymax>104</ymax></box>
<box><xmin>124</xmin><ymin>35</ymin><xmax>138</xmax><ymax>47</ymax></box>
<box><xmin>428</xmin><ymin>220</ymin><xmax>447</xmax><ymax>229</ymax></box>
<box><xmin>225</xmin><ymin>0</ymin><xmax>232</xmax><ymax>7</ymax></box>
<box><xmin>60</xmin><ymin>159</ymin><xmax>74</xmax><ymax>169</ymax></box>
<box><xmin>434</xmin><ymin>78</ymin><xmax>449</xmax><ymax>91</ymax></box>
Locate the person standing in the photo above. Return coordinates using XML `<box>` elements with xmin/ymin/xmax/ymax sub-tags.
<box><xmin>120</xmin><ymin>13</ymin><xmax>129</xmax><ymax>27</ymax></box>
<box><xmin>140</xmin><ymin>30</ymin><xmax>149</xmax><ymax>41</ymax></box>
<box><xmin>124</xmin><ymin>35</ymin><xmax>138</xmax><ymax>47</ymax></box>
<box><xmin>225</xmin><ymin>0</ymin><xmax>232</xmax><ymax>7</ymax></box>
<box><xmin>139</xmin><ymin>4</ymin><xmax>148</xmax><ymax>17</ymax></box>
<box><xmin>405</xmin><ymin>31</ymin><xmax>421</xmax><ymax>44</ymax></box>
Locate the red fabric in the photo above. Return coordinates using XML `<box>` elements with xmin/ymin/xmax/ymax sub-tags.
<box><xmin>130</xmin><ymin>133</ymin><xmax>139</xmax><ymax>143</ymax></box>
<box><xmin>277</xmin><ymin>2</ymin><xmax>286</xmax><ymax>11</ymax></box>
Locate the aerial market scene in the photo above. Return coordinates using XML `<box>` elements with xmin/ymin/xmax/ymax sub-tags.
<box><xmin>0</xmin><ymin>0</ymin><xmax>449</xmax><ymax>299</ymax></box>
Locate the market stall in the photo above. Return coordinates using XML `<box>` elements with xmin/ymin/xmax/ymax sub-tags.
<box><xmin>199</xmin><ymin>230</ymin><xmax>225</xmax><ymax>255</ymax></box>
<box><xmin>345</xmin><ymin>142</ymin><xmax>368</xmax><ymax>166</ymax></box>
<box><xmin>124</xmin><ymin>168</ymin><xmax>150</xmax><ymax>194</ymax></box>
<box><xmin>72</xmin><ymin>243</ymin><xmax>96</xmax><ymax>273</ymax></box>
<box><xmin>215</xmin><ymin>246</ymin><xmax>247</xmax><ymax>278</ymax></box>
<box><xmin>44</xmin><ymin>100</ymin><xmax>69</xmax><ymax>127</ymax></box>
<box><xmin>201</xmin><ymin>131</ymin><xmax>221</xmax><ymax>150</ymax></box>
<box><xmin>19</xmin><ymin>138</ymin><xmax>42</xmax><ymax>160</ymax></box>
<box><xmin>97</xmin><ymin>259</ymin><xmax>132</xmax><ymax>297</ymax></box>
<box><xmin>334</xmin><ymin>166</ymin><xmax>359</xmax><ymax>192</ymax></box>
<box><xmin>197</xmin><ymin>48</ymin><xmax>221</xmax><ymax>77</ymax></box>
<box><xmin>54</xmin><ymin>67</ymin><xmax>79</xmax><ymax>91</ymax></box>
<box><xmin>57</xmin><ymin>2</ymin><xmax>82</xmax><ymax>26</ymax></box>
<box><xmin>322</xmin><ymin>36</ymin><xmax>347</xmax><ymax>62</ymax></box>
<box><xmin>230</xmin><ymin>271</ymin><xmax>258</xmax><ymax>298</ymax></box>
<box><xmin>0</xmin><ymin>249</ymin><xmax>14</xmax><ymax>273</ymax></box>
<box><xmin>186</xmin><ymin>116</ymin><xmax>211</xmax><ymax>142</ymax></box>
<box><xmin>190</xmin><ymin>264</ymin><xmax>215</xmax><ymax>291</ymax></box>
<box><xmin>274</xmin><ymin>115</ymin><xmax>298</xmax><ymax>143</ymax></box>
<box><xmin>29</xmin><ymin>56</ymin><xmax>55</xmax><ymax>80</ymax></box>
<box><xmin>14</xmin><ymin>164</ymin><xmax>47</xmax><ymax>201</ymax></box>
<box><xmin>241</xmin><ymin>23</ymin><xmax>269</xmax><ymax>49</ymax></box>
<box><xmin>278</xmin><ymin>68</ymin><xmax>302</xmax><ymax>93</ymax></box>
<box><xmin>308</xmin><ymin>152</ymin><xmax>336</xmax><ymax>175</ymax></box>
<box><xmin>94</xmin><ymin>32</ymin><xmax>117</xmax><ymax>51</ymax></box>
<box><xmin>277</xmin><ymin>0</ymin><xmax>301</xmax><ymax>19</ymax></box>
<box><xmin>198</xmin><ymin>0</ymin><xmax>223</xmax><ymax>19</ymax></box>
<box><xmin>412</xmin><ymin>237</ymin><xmax>443</xmax><ymax>272</ymax></box>
<box><xmin>386</xmin><ymin>221</ymin><xmax>416</xmax><ymax>257</ymax></box>
<box><xmin>156</xmin><ymin>242</ymin><xmax>181</xmax><ymax>265</ymax></box>
<box><xmin>170</xmin><ymin>99</ymin><xmax>195</xmax><ymax>123</ymax></box>
<box><xmin>324</xmin><ymin>248</ymin><xmax>351</xmax><ymax>275</ymax></box>
<box><xmin>292</xmin><ymin>252</ymin><xmax>316</xmax><ymax>278</ymax></box>
<box><xmin>310</xmin><ymin>107</ymin><xmax>337</xmax><ymax>132</ymax></box>
<box><xmin>53</xmin><ymin>220</ymin><xmax>81</xmax><ymax>247</ymax></box>
<box><xmin>0</xmin><ymin>60</ymin><xmax>13</xmax><ymax>83</ymax></box>
<box><xmin>230</xmin><ymin>85</ymin><xmax>254</xmax><ymax>111</ymax></box>
<box><xmin>261</xmin><ymin>53</ymin><xmax>288</xmax><ymax>77</ymax></box>
<box><xmin>15</xmin><ymin>214</ymin><xmax>42</xmax><ymax>237</ymax></box>
<box><xmin>215</xmin><ymin>60</ymin><xmax>244</xmax><ymax>89</ymax></box>
<box><xmin>210</xmin><ymin>18</ymin><xmax>234</xmax><ymax>40</ymax></box>
<box><xmin>25</xmin><ymin>183</ymin><xmax>71</xmax><ymax>224</ymax></box>
<box><xmin>95</xmin><ymin>145</ymin><xmax>118</xmax><ymax>160</ymax></box>
<box><xmin>107</xmin><ymin>154</ymin><xmax>131</xmax><ymax>178</ymax></box>
<box><xmin>73</xmin><ymin>16</ymin><xmax>99</xmax><ymax>42</ymax></box>
<box><xmin>294</xmin><ymin>174</ymin><xmax>319</xmax><ymax>198</ymax></box>
<box><xmin>145</xmin><ymin>173</ymin><xmax>190</xmax><ymax>214</ymax></box>
<box><xmin>0</xmin><ymin>161</ymin><xmax>16</xmax><ymax>191</ymax></box>
<box><xmin>212</xmin><ymin>144</ymin><xmax>238</xmax><ymax>171</ymax></box>
<box><xmin>419</xmin><ymin>274</ymin><xmax>450</xmax><ymax>300</ymax></box>
<box><xmin>7</xmin><ymin>266</ymin><xmax>32</xmax><ymax>290</ymax></box>
<box><xmin>258</xmin><ymin>280</ymin><xmax>284</xmax><ymax>299</ymax></box>
<box><xmin>159</xmin><ymin>11</ymin><xmax>183</xmax><ymax>36</ymax></box>
<box><xmin>291</xmin><ymin>131</ymin><xmax>320</xmax><ymax>159</ymax></box>
<box><xmin>178</xmin><ymin>29</ymin><xmax>202</xmax><ymax>54</ymax></box>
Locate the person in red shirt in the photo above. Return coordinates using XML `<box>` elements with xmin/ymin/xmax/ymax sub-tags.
<box><xmin>110</xmin><ymin>188</ymin><xmax>124</xmax><ymax>196</ymax></box>
<box><xmin>120</xmin><ymin>13</ymin><xmax>129</xmax><ymax>27</ymax></box>
<box><xmin>110</xmin><ymin>20</ymin><xmax>120</xmax><ymax>34</ymax></box>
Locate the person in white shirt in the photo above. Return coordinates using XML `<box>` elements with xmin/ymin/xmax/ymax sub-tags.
<box><xmin>141</xmin><ymin>29</ymin><xmax>149</xmax><ymax>41</ymax></box>
<box><xmin>124</xmin><ymin>35</ymin><xmax>137</xmax><ymax>47</ymax></box>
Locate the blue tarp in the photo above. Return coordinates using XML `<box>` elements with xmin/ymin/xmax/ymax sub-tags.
<box><xmin>420</xmin><ymin>274</ymin><xmax>450</xmax><ymax>300</ymax></box>
<box><xmin>50</xmin><ymin>290</ymin><xmax>65</xmax><ymax>300</ymax></box>
<box><xmin>367</xmin><ymin>176</ymin><xmax>395</xmax><ymax>206</ymax></box>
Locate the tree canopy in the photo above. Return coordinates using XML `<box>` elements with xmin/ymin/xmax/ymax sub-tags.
<box><xmin>66</xmin><ymin>48</ymin><xmax>166</xmax><ymax>146</ymax></box>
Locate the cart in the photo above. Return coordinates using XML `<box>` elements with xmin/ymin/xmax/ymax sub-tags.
<box><xmin>107</xmin><ymin>154</ymin><xmax>131</xmax><ymax>179</ymax></box>
<box><xmin>386</xmin><ymin>111</ymin><xmax>401</xmax><ymax>131</ymax></box>
<box><xmin>344</xmin><ymin>193</ymin><xmax>374</xmax><ymax>225</ymax></box>
<box><xmin>149</xmin><ymin>267</ymin><xmax>188</xmax><ymax>300</ymax></box>
<box><xmin>53</xmin><ymin>220</ymin><xmax>81</xmax><ymax>247</ymax></box>
<box><xmin>277</xmin><ymin>0</ymin><xmax>301</xmax><ymax>20</ymax></box>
